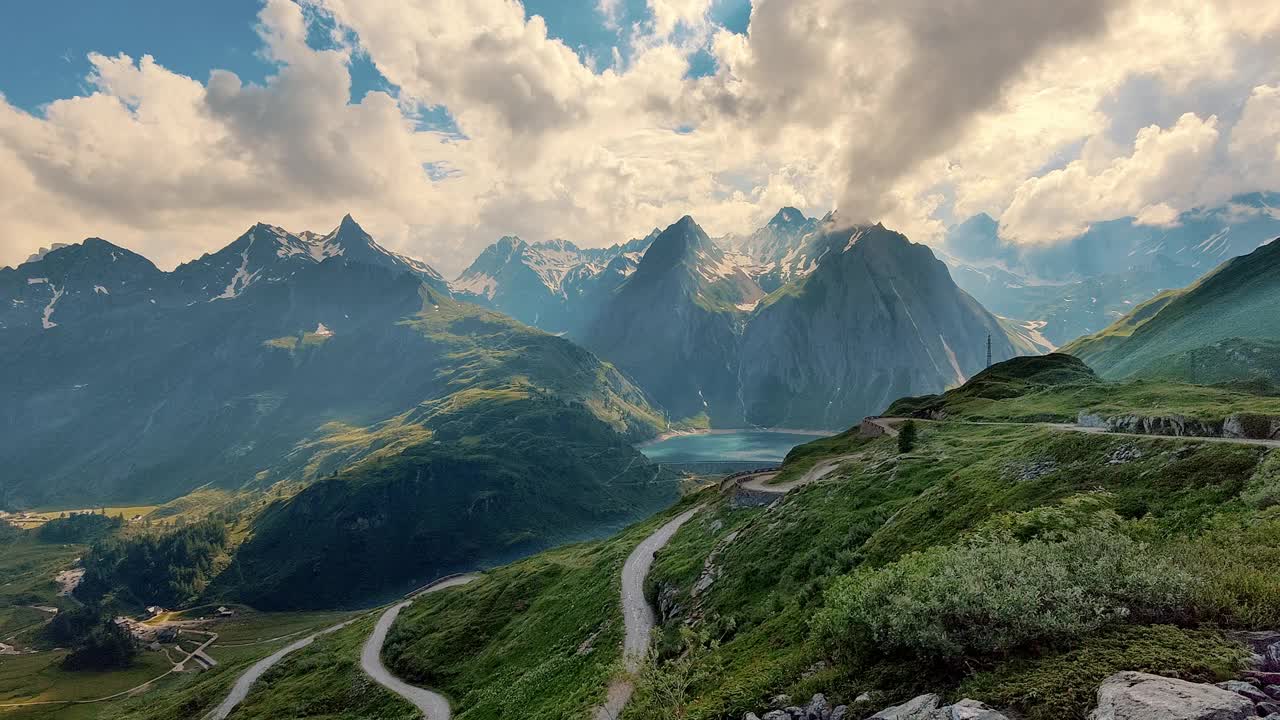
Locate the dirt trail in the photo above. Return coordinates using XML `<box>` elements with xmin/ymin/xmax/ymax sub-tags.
<box><xmin>361</xmin><ymin>574</ymin><xmax>479</xmax><ymax>719</ymax></box>
<box><xmin>595</xmin><ymin>506</ymin><xmax>703</xmax><ymax>720</ymax></box>
<box><xmin>206</xmin><ymin>624</ymin><xmax>347</xmax><ymax>720</ymax></box>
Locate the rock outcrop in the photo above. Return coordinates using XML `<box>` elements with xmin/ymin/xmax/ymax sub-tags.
<box><xmin>1077</xmin><ymin>411</ymin><xmax>1280</xmax><ymax>440</ymax></box>
<box><xmin>1088</xmin><ymin>672</ymin><xmax>1255</xmax><ymax>720</ymax></box>
<box><xmin>745</xmin><ymin>694</ymin><xmax>1011</xmax><ymax>720</ymax></box>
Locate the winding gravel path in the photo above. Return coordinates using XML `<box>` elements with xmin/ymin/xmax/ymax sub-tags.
<box><xmin>361</xmin><ymin>575</ymin><xmax>479</xmax><ymax>720</ymax></box>
<box><xmin>207</xmin><ymin>622</ymin><xmax>352</xmax><ymax>720</ymax></box>
<box><xmin>596</xmin><ymin>506</ymin><xmax>703</xmax><ymax>720</ymax></box>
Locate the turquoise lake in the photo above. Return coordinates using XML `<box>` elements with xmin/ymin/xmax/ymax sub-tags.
<box><xmin>637</xmin><ymin>430</ymin><xmax>830</xmax><ymax>464</ymax></box>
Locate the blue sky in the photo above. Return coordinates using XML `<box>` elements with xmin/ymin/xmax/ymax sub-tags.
<box><xmin>0</xmin><ymin>0</ymin><xmax>751</xmax><ymax>114</ymax></box>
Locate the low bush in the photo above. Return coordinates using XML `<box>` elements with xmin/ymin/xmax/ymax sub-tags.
<box><xmin>1242</xmin><ymin>450</ymin><xmax>1280</xmax><ymax>509</ymax></box>
<box><xmin>812</xmin><ymin>529</ymin><xmax>1196</xmax><ymax>662</ymax></box>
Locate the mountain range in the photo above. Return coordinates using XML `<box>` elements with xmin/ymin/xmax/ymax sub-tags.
<box><xmin>940</xmin><ymin>193</ymin><xmax>1280</xmax><ymax>345</ymax></box>
<box><xmin>457</xmin><ymin>209</ymin><xmax>1034</xmax><ymax>429</ymax></box>
<box><xmin>0</xmin><ymin>216</ymin><xmax>677</xmax><ymax>604</ymax></box>
<box><xmin>452</xmin><ymin>232</ymin><xmax>655</xmax><ymax>336</ymax></box>
<box><xmin>10</xmin><ymin>199</ymin><xmax>1280</xmax><ymax>605</ymax></box>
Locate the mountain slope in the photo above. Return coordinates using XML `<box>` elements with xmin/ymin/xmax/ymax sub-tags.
<box><xmin>0</xmin><ymin>238</ymin><xmax>168</xmax><ymax>331</ymax></box>
<box><xmin>580</xmin><ymin>216</ymin><xmax>1028</xmax><ymax>430</ymax></box>
<box><xmin>582</xmin><ymin>216</ymin><xmax>763</xmax><ymax>426</ymax></box>
<box><xmin>740</xmin><ymin>224</ymin><xmax>1019</xmax><ymax>427</ymax></box>
<box><xmin>1</xmin><ymin>220</ymin><xmax>678</xmax><ymax>606</ymax></box>
<box><xmin>1063</xmin><ymin>236</ymin><xmax>1280</xmax><ymax>379</ymax></box>
<box><xmin>162</xmin><ymin>355</ymin><xmax>1280</xmax><ymax>720</ymax></box>
<box><xmin>0</xmin><ymin>222</ymin><xmax>661</xmax><ymax>505</ymax></box>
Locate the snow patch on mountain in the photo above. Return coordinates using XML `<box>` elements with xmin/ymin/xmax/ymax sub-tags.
<box><xmin>41</xmin><ymin>285</ymin><xmax>64</xmax><ymax>329</ymax></box>
<box><xmin>213</xmin><ymin>248</ymin><xmax>257</xmax><ymax>301</ymax></box>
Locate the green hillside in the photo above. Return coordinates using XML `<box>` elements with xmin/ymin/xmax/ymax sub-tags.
<box><xmin>1064</xmin><ymin>237</ymin><xmax>1280</xmax><ymax>379</ymax></box>
<box><xmin>886</xmin><ymin>352</ymin><xmax>1280</xmax><ymax>423</ymax></box>
<box><xmin>110</xmin><ymin>355</ymin><xmax>1280</xmax><ymax>720</ymax></box>
<box><xmin>219</xmin><ymin>392</ymin><xmax>678</xmax><ymax>609</ymax></box>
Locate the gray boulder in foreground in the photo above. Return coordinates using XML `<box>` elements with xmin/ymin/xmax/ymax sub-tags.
<box><xmin>1089</xmin><ymin>671</ymin><xmax>1256</xmax><ymax>720</ymax></box>
<box><xmin>866</xmin><ymin>695</ymin><xmax>1010</xmax><ymax>720</ymax></box>
<box><xmin>867</xmin><ymin>694</ymin><xmax>942</xmax><ymax>719</ymax></box>
<box><xmin>939</xmin><ymin>699</ymin><xmax>1011</xmax><ymax>719</ymax></box>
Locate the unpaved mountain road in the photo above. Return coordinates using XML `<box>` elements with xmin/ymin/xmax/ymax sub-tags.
<box><xmin>734</xmin><ymin>417</ymin><xmax>1280</xmax><ymax>499</ymax></box>
<box><xmin>361</xmin><ymin>574</ymin><xmax>479</xmax><ymax>720</ymax></box>
<box><xmin>206</xmin><ymin>623</ymin><xmax>351</xmax><ymax>720</ymax></box>
<box><xmin>595</xmin><ymin>505</ymin><xmax>704</xmax><ymax>720</ymax></box>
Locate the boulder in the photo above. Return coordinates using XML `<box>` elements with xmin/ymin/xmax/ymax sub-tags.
<box><xmin>745</xmin><ymin>714</ymin><xmax>762</xmax><ymax>720</ymax></box>
<box><xmin>1214</xmin><ymin>680</ymin><xmax>1271</xmax><ymax>704</ymax></box>
<box><xmin>762</xmin><ymin>712</ymin><xmax>789</xmax><ymax>720</ymax></box>
<box><xmin>1267</xmin><ymin>686</ymin><xmax>1280</xmax><ymax>700</ymax></box>
<box><xmin>1257</xmin><ymin>702</ymin><xmax>1280</xmax><ymax>716</ymax></box>
<box><xmin>940</xmin><ymin>699</ymin><xmax>1011</xmax><ymax>719</ymax></box>
<box><xmin>830</xmin><ymin>707</ymin><xmax>849</xmax><ymax>720</ymax></box>
<box><xmin>785</xmin><ymin>706</ymin><xmax>805</xmax><ymax>719</ymax></box>
<box><xmin>805</xmin><ymin>693</ymin><xmax>832</xmax><ymax>720</ymax></box>
<box><xmin>1222</xmin><ymin>413</ymin><xmax>1280</xmax><ymax>440</ymax></box>
<box><xmin>868</xmin><ymin>694</ymin><xmax>942</xmax><ymax>719</ymax></box>
<box><xmin>1089</xmin><ymin>672</ymin><xmax>1255</xmax><ymax>720</ymax></box>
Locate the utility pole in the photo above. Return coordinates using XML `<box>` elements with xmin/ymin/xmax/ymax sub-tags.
<box><xmin>986</xmin><ymin>334</ymin><xmax>992</xmax><ymax>368</ymax></box>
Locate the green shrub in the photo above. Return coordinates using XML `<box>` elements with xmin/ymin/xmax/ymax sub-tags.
<box><xmin>960</xmin><ymin>625</ymin><xmax>1246</xmax><ymax>720</ymax></box>
<box><xmin>1179</xmin><ymin>514</ymin><xmax>1280</xmax><ymax>628</ymax></box>
<box><xmin>628</xmin><ymin>628</ymin><xmax>724</xmax><ymax>720</ymax></box>
<box><xmin>971</xmin><ymin>494</ymin><xmax>1120</xmax><ymax>543</ymax></box>
<box><xmin>812</xmin><ymin>529</ymin><xmax>1196</xmax><ymax>662</ymax></box>
<box><xmin>897</xmin><ymin>421</ymin><xmax>917</xmax><ymax>454</ymax></box>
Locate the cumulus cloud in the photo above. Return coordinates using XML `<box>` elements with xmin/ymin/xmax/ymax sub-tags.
<box><xmin>2</xmin><ymin>0</ymin><xmax>1280</xmax><ymax>272</ymax></box>
<box><xmin>1230</xmin><ymin>84</ymin><xmax>1280</xmax><ymax>191</ymax></box>
<box><xmin>0</xmin><ymin>0</ymin><xmax>446</xmax><ymax>269</ymax></box>
<box><xmin>1000</xmin><ymin>113</ymin><xmax>1223</xmax><ymax>243</ymax></box>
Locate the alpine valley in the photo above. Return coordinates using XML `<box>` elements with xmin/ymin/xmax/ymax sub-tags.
<box><xmin>5</xmin><ymin>205</ymin><xmax>1280</xmax><ymax>720</ymax></box>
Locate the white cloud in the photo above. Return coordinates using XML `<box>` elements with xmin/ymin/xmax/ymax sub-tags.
<box><xmin>1</xmin><ymin>0</ymin><xmax>1279</xmax><ymax>273</ymax></box>
<box><xmin>1230</xmin><ymin>84</ymin><xmax>1280</xmax><ymax>190</ymax></box>
<box><xmin>1000</xmin><ymin>113</ymin><xmax>1223</xmax><ymax>243</ymax></box>
<box><xmin>647</xmin><ymin>0</ymin><xmax>713</xmax><ymax>36</ymax></box>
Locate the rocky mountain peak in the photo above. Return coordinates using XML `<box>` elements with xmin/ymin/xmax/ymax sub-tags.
<box><xmin>768</xmin><ymin>206</ymin><xmax>808</xmax><ymax>229</ymax></box>
<box><xmin>636</xmin><ymin>216</ymin><xmax>712</xmax><ymax>277</ymax></box>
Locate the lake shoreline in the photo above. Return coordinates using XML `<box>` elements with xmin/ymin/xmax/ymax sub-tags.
<box><xmin>635</xmin><ymin>427</ymin><xmax>834</xmax><ymax>450</ymax></box>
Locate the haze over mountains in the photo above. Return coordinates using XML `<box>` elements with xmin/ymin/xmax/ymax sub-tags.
<box><xmin>942</xmin><ymin>192</ymin><xmax>1280</xmax><ymax>345</ymax></box>
<box><xmin>1065</xmin><ymin>232</ymin><xmax>1280</xmax><ymax>384</ymax></box>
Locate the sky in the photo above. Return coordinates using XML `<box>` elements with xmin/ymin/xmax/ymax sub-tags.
<box><xmin>1</xmin><ymin>0</ymin><xmax>1279</xmax><ymax>276</ymax></box>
